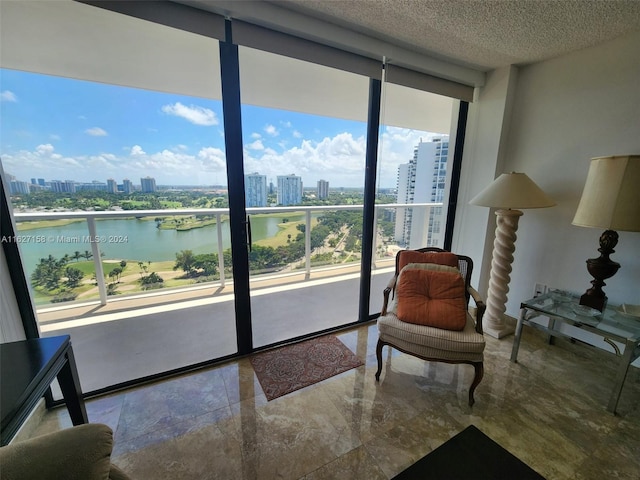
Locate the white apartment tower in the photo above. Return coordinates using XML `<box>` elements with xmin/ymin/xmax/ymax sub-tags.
<box><xmin>245</xmin><ymin>172</ymin><xmax>267</xmax><ymax>207</ymax></box>
<box><xmin>395</xmin><ymin>137</ymin><xmax>449</xmax><ymax>248</ymax></box>
<box><xmin>317</xmin><ymin>179</ymin><xmax>329</xmax><ymax>200</ymax></box>
<box><xmin>277</xmin><ymin>174</ymin><xmax>303</xmax><ymax>206</ymax></box>
<box><xmin>140</xmin><ymin>176</ymin><xmax>156</xmax><ymax>193</ymax></box>
<box><xmin>122</xmin><ymin>179</ymin><xmax>133</xmax><ymax>194</ymax></box>
<box><xmin>106</xmin><ymin>178</ymin><xmax>118</xmax><ymax>193</ymax></box>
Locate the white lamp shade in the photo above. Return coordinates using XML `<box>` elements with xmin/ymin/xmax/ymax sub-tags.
<box><xmin>469</xmin><ymin>172</ymin><xmax>555</xmax><ymax>209</ymax></box>
<box><xmin>572</xmin><ymin>155</ymin><xmax>640</xmax><ymax>232</ymax></box>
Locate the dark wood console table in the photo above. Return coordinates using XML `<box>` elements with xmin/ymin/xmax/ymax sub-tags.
<box><xmin>1</xmin><ymin>335</ymin><xmax>88</xmax><ymax>445</ymax></box>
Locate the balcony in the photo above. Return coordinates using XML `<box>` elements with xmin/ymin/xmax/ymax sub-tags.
<box><xmin>15</xmin><ymin>203</ymin><xmax>441</xmax><ymax>394</ymax></box>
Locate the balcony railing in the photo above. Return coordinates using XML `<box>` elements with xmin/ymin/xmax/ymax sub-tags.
<box><xmin>14</xmin><ymin>202</ymin><xmax>441</xmax><ymax>308</ymax></box>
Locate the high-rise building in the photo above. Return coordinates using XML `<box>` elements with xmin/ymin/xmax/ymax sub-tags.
<box><xmin>63</xmin><ymin>180</ymin><xmax>76</xmax><ymax>193</ymax></box>
<box><xmin>107</xmin><ymin>178</ymin><xmax>118</xmax><ymax>193</ymax></box>
<box><xmin>140</xmin><ymin>176</ymin><xmax>156</xmax><ymax>193</ymax></box>
<box><xmin>76</xmin><ymin>181</ymin><xmax>106</xmax><ymax>191</ymax></box>
<box><xmin>277</xmin><ymin>174</ymin><xmax>303</xmax><ymax>206</ymax></box>
<box><xmin>395</xmin><ymin>137</ymin><xmax>449</xmax><ymax>248</ymax></box>
<box><xmin>37</xmin><ymin>178</ymin><xmax>45</xmax><ymax>187</ymax></box>
<box><xmin>244</xmin><ymin>173</ymin><xmax>267</xmax><ymax>207</ymax></box>
<box><xmin>9</xmin><ymin>180</ymin><xmax>30</xmax><ymax>195</ymax></box>
<box><xmin>49</xmin><ymin>179</ymin><xmax>76</xmax><ymax>193</ymax></box>
<box><xmin>317</xmin><ymin>179</ymin><xmax>329</xmax><ymax>200</ymax></box>
<box><xmin>122</xmin><ymin>179</ymin><xmax>133</xmax><ymax>194</ymax></box>
<box><xmin>30</xmin><ymin>178</ymin><xmax>37</xmax><ymax>185</ymax></box>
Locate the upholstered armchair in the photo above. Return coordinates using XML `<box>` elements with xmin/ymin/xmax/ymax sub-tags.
<box><xmin>375</xmin><ymin>247</ymin><xmax>486</xmax><ymax>406</ymax></box>
<box><xmin>0</xmin><ymin>423</ymin><xmax>131</xmax><ymax>480</ymax></box>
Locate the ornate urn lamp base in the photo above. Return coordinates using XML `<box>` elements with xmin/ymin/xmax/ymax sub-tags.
<box><xmin>579</xmin><ymin>230</ymin><xmax>620</xmax><ymax>312</ymax></box>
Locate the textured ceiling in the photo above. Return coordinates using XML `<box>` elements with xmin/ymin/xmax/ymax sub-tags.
<box><xmin>266</xmin><ymin>0</ymin><xmax>640</xmax><ymax>71</ymax></box>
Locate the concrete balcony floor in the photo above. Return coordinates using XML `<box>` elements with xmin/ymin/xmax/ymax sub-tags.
<box><xmin>37</xmin><ymin>263</ymin><xmax>395</xmax><ymax>393</ymax></box>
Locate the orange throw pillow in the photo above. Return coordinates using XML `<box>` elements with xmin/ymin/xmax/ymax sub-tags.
<box><xmin>398</xmin><ymin>250</ymin><xmax>458</xmax><ymax>271</ymax></box>
<box><xmin>396</xmin><ymin>269</ymin><xmax>467</xmax><ymax>330</ymax></box>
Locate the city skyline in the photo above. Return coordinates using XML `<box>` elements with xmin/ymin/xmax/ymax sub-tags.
<box><xmin>1</xmin><ymin>68</ymin><xmax>446</xmax><ymax>189</ymax></box>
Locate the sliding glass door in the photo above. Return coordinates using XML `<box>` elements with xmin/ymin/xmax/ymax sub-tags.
<box><xmin>237</xmin><ymin>45</ymin><xmax>372</xmax><ymax>347</ymax></box>
<box><xmin>368</xmin><ymin>74</ymin><xmax>461</xmax><ymax>313</ymax></box>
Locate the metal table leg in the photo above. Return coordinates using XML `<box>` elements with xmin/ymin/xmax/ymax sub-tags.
<box><xmin>607</xmin><ymin>339</ymin><xmax>635</xmax><ymax>414</ymax></box>
<box><xmin>510</xmin><ymin>307</ymin><xmax>526</xmax><ymax>363</ymax></box>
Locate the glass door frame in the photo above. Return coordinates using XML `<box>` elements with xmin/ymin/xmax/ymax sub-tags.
<box><xmin>220</xmin><ymin>21</ymin><xmax>253</xmax><ymax>355</ymax></box>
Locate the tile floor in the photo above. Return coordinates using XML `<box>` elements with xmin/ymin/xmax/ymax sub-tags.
<box><xmin>25</xmin><ymin>323</ymin><xmax>640</xmax><ymax>479</ymax></box>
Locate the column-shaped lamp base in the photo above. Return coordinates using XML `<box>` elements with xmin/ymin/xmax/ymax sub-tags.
<box><xmin>484</xmin><ymin>209</ymin><xmax>523</xmax><ymax>339</ymax></box>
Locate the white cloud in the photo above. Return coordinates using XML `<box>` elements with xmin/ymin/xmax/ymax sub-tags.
<box><xmin>1</xmin><ymin>90</ymin><xmax>17</xmax><ymax>102</ymax></box>
<box><xmin>2</xmin><ymin>125</ymin><xmax>439</xmax><ymax>188</ymax></box>
<box><xmin>130</xmin><ymin>145</ymin><xmax>146</xmax><ymax>156</ymax></box>
<box><xmin>197</xmin><ymin>147</ymin><xmax>226</xmax><ymax>173</ymax></box>
<box><xmin>49</xmin><ymin>134</ymin><xmax>61</xmax><ymax>141</ymax></box>
<box><xmin>36</xmin><ymin>144</ymin><xmax>55</xmax><ymax>156</ymax></box>
<box><xmin>244</xmin><ymin>132</ymin><xmax>367</xmax><ymax>187</ymax></box>
<box><xmin>264</xmin><ymin>124</ymin><xmax>279</xmax><ymax>137</ymax></box>
<box><xmin>85</xmin><ymin>127</ymin><xmax>108</xmax><ymax>136</ymax></box>
<box><xmin>292</xmin><ymin>130</ymin><xmax>303</xmax><ymax>139</ymax></box>
<box><xmin>161</xmin><ymin>102</ymin><xmax>218</xmax><ymax>126</ymax></box>
<box><xmin>280</xmin><ymin>121</ymin><xmax>292</xmax><ymax>128</ymax></box>
<box><xmin>251</xmin><ymin>132</ymin><xmax>262</xmax><ymax>139</ymax></box>
<box><xmin>247</xmin><ymin>139</ymin><xmax>264</xmax><ymax>150</ymax></box>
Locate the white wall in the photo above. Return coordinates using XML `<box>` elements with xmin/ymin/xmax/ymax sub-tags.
<box><xmin>502</xmin><ymin>30</ymin><xmax>640</xmax><ymax>313</ymax></box>
<box><xmin>453</xmin><ymin>65</ymin><xmax>519</xmax><ymax>294</ymax></box>
<box><xmin>454</xmin><ymin>29</ymin><xmax>640</xmax><ymax>361</ymax></box>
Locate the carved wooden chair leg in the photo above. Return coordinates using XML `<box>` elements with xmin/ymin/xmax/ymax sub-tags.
<box><xmin>375</xmin><ymin>339</ymin><xmax>384</xmax><ymax>381</ymax></box>
<box><xmin>468</xmin><ymin>362</ymin><xmax>484</xmax><ymax>406</ymax></box>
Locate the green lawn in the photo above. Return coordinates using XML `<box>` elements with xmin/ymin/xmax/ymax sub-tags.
<box><xmin>254</xmin><ymin>217</ymin><xmax>318</xmax><ymax>248</ymax></box>
<box><xmin>17</xmin><ymin>219</ymin><xmax>86</xmax><ymax>231</ymax></box>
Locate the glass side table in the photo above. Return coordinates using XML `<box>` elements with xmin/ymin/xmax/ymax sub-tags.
<box><xmin>510</xmin><ymin>291</ymin><xmax>640</xmax><ymax>414</ymax></box>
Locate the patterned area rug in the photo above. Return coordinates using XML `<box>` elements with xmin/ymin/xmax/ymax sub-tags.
<box><xmin>250</xmin><ymin>335</ymin><xmax>364</xmax><ymax>401</ymax></box>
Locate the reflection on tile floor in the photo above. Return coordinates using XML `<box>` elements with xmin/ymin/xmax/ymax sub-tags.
<box><xmin>27</xmin><ymin>323</ymin><xmax>640</xmax><ymax>479</ymax></box>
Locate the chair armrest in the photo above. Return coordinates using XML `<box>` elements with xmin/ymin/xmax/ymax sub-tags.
<box><xmin>381</xmin><ymin>275</ymin><xmax>398</xmax><ymax>316</ymax></box>
<box><xmin>467</xmin><ymin>286</ymin><xmax>486</xmax><ymax>334</ymax></box>
<box><xmin>0</xmin><ymin>424</ymin><xmax>115</xmax><ymax>480</ymax></box>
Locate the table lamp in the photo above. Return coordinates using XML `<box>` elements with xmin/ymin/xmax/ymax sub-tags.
<box><xmin>470</xmin><ymin>172</ymin><xmax>555</xmax><ymax>338</ymax></box>
<box><xmin>572</xmin><ymin>155</ymin><xmax>640</xmax><ymax>311</ymax></box>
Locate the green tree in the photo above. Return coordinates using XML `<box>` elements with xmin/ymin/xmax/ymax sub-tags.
<box><xmin>137</xmin><ymin>261</ymin><xmax>148</xmax><ymax>276</ymax></box>
<box><xmin>31</xmin><ymin>255</ymin><xmax>66</xmax><ymax>291</ymax></box>
<box><xmin>64</xmin><ymin>267</ymin><xmax>84</xmax><ymax>288</ymax></box>
<box><xmin>73</xmin><ymin>251</ymin><xmax>81</xmax><ymax>262</ymax></box>
<box><xmin>140</xmin><ymin>272</ymin><xmax>164</xmax><ymax>290</ymax></box>
<box><xmin>109</xmin><ymin>267</ymin><xmax>123</xmax><ymax>282</ymax></box>
<box><xmin>174</xmin><ymin>250</ymin><xmax>197</xmax><ymax>276</ymax></box>
<box><xmin>193</xmin><ymin>253</ymin><xmax>218</xmax><ymax>276</ymax></box>
<box><xmin>119</xmin><ymin>260</ymin><xmax>127</xmax><ymax>269</ymax></box>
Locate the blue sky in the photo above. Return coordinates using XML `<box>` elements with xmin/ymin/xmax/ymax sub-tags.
<box><xmin>1</xmin><ymin>69</ymin><xmax>441</xmax><ymax>188</ymax></box>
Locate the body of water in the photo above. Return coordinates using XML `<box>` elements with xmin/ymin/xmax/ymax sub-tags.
<box><xmin>18</xmin><ymin>214</ymin><xmax>305</xmax><ymax>275</ymax></box>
